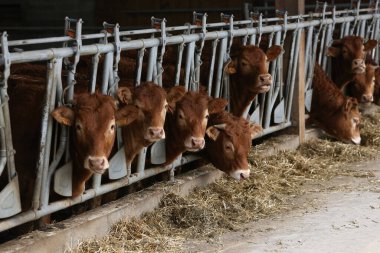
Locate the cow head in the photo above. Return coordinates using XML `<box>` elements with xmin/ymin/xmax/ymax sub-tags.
<box><xmin>344</xmin><ymin>64</ymin><xmax>377</xmax><ymax>103</ymax></box>
<box><xmin>327</xmin><ymin>36</ymin><xmax>377</xmax><ymax>74</ymax></box>
<box><xmin>205</xmin><ymin>113</ymin><xmax>262</xmax><ymax>180</ymax></box>
<box><xmin>322</xmin><ymin>97</ymin><xmax>361</xmax><ymax>145</ymax></box>
<box><xmin>226</xmin><ymin>44</ymin><xmax>283</xmax><ymax>93</ymax></box>
<box><xmin>168</xmin><ymin>91</ymin><xmax>228</xmax><ymax>152</ymax></box>
<box><xmin>52</xmin><ymin>93</ymin><xmax>139</xmax><ymax>174</ymax></box>
<box><xmin>118</xmin><ymin>82</ymin><xmax>170</xmax><ymax>143</ymax></box>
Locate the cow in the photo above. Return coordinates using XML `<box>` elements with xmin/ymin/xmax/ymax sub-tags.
<box><xmin>203</xmin><ymin>111</ymin><xmax>262</xmax><ymax>180</ymax></box>
<box><xmin>344</xmin><ymin>63</ymin><xmax>377</xmax><ymax>104</ymax></box>
<box><xmin>116</xmin><ymin>83</ymin><xmax>186</xmax><ymax>166</ymax></box>
<box><xmin>327</xmin><ymin>36</ymin><xmax>377</xmax><ymax>87</ymax></box>
<box><xmin>164</xmin><ymin>90</ymin><xmax>228</xmax><ymax>165</ymax></box>
<box><xmin>51</xmin><ymin>92</ymin><xmax>139</xmax><ymax>197</ymax></box>
<box><xmin>224</xmin><ymin>44</ymin><xmax>283</xmax><ymax>117</ymax></box>
<box><xmin>310</xmin><ymin>63</ymin><xmax>361</xmax><ymax>145</ymax></box>
<box><xmin>375</xmin><ymin>67</ymin><xmax>380</xmax><ymax>105</ymax></box>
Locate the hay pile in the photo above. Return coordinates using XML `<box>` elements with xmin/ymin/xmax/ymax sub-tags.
<box><xmin>71</xmin><ymin>107</ymin><xmax>380</xmax><ymax>253</ymax></box>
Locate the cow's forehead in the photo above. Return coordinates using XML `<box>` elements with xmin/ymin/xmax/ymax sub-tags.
<box><xmin>342</xmin><ymin>36</ymin><xmax>364</xmax><ymax>49</ymax></box>
<box><xmin>75</xmin><ymin>93</ymin><xmax>116</xmax><ymax>124</ymax></box>
<box><xmin>240</xmin><ymin>46</ymin><xmax>266</xmax><ymax>60</ymax></box>
<box><xmin>177</xmin><ymin>92</ymin><xmax>209</xmax><ymax>113</ymax></box>
<box><xmin>134</xmin><ymin>83</ymin><xmax>167</xmax><ymax>108</ymax></box>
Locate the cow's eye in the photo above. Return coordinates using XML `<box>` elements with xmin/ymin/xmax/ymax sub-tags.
<box><xmin>110</xmin><ymin>124</ymin><xmax>115</xmax><ymax>131</ymax></box>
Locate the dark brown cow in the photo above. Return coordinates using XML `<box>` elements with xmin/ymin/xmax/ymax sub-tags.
<box><xmin>224</xmin><ymin>44</ymin><xmax>283</xmax><ymax>117</ymax></box>
<box><xmin>116</xmin><ymin>83</ymin><xmax>186</xmax><ymax>165</ymax></box>
<box><xmin>327</xmin><ymin>36</ymin><xmax>377</xmax><ymax>87</ymax></box>
<box><xmin>372</xmin><ymin>66</ymin><xmax>380</xmax><ymax>105</ymax></box>
<box><xmin>344</xmin><ymin>64</ymin><xmax>377</xmax><ymax>103</ymax></box>
<box><xmin>311</xmin><ymin>64</ymin><xmax>361</xmax><ymax>144</ymax></box>
<box><xmin>51</xmin><ymin>93</ymin><xmax>139</xmax><ymax>197</ymax></box>
<box><xmin>164</xmin><ymin>90</ymin><xmax>228</xmax><ymax>165</ymax></box>
<box><xmin>203</xmin><ymin>111</ymin><xmax>262</xmax><ymax>180</ymax></box>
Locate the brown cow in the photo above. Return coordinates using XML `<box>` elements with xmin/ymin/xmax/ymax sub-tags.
<box><xmin>327</xmin><ymin>36</ymin><xmax>377</xmax><ymax>87</ymax></box>
<box><xmin>224</xmin><ymin>44</ymin><xmax>283</xmax><ymax>117</ymax></box>
<box><xmin>164</xmin><ymin>90</ymin><xmax>228</xmax><ymax>165</ymax></box>
<box><xmin>375</xmin><ymin>67</ymin><xmax>380</xmax><ymax>105</ymax></box>
<box><xmin>51</xmin><ymin>93</ymin><xmax>139</xmax><ymax>197</ymax></box>
<box><xmin>116</xmin><ymin>83</ymin><xmax>186</xmax><ymax>165</ymax></box>
<box><xmin>344</xmin><ymin>63</ymin><xmax>377</xmax><ymax>104</ymax></box>
<box><xmin>311</xmin><ymin>64</ymin><xmax>361</xmax><ymax>145</ymax></box>
<box><xmin>203</xmin><ymin>111</ymin><xmax>262</xmax><ymax>180</ymax></box>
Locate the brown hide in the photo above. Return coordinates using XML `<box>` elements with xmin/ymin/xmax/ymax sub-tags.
<box><xmin>328</xmin><ymin>36</ymin><xmax>377</xmax><ymax>87</ymax></box>
<box><xmin>118</xmin><ymin>82</ymin><xmax>168</xmax><ymax>164</ymax></box>
<box><xmin>7</xmin><ymin>76</ymin><xmax>46</xmax><ymax>211</ymax></box>
<box><xmin>345</xmin><ymin>64</ymin><xmax>376</xmax><ymax>103</ymax></box>
<box><xmin>373</xmin><ymin>67</ymin><xmax>380</xmax><ymax>105</ymax></box>
<box><xmin>225</xmin><ymin>45</ymin><xmax>282</xmax><ymax>117</ymax></box>
<box><xmin>203</xmin><ymin>111</ymin><xmax>262</xmax><ymax>180</ymax></box>
<box><xmin>164</xmin><ymin>90</ymin><xmax>228</xmax><ymax>165</ymax></box>
<box><xmin>52</xmin><ymin>93</ymin><xmax>139</xmax><ymax>197</ymax></box>
<box><xmin>311</xmin><ymin>64</ymin><xmax>361</xmax><ymax>144</ymax></box>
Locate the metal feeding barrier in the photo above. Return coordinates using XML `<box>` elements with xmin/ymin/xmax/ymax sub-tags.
<box><xmin>0</xmin><ymin>1</ymin><xmax>380</xmax><ymax>232</ymax></box>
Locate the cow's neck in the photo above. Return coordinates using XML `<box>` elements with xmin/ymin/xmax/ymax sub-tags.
<box><xmin>164</xmin><ymin>113</ymin><xmax>185</xmax><ymax>165</ymax></box>
<box><xmin>72</xmin><ymin>150</ymin><xmax>92</xmax><ymax>197</ymax></box>
<box><xmin>229</xmin><ymin>75</ymin><xmax>257</xmax><ymax>117</ymax></box>
<box><xmin>331</xmin><ymin>57</ymin><xmax>354</xmax><ymax>88</ymax></box>
<box><xmin>122</xmin><ymin>122</ymin><xmax>151</xmax><ymax>163</ymax></box>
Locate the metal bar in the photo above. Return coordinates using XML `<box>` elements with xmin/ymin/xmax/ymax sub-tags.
<box><xmin>214</xmin><ymin>38</ymin><xmax>227</xmax><ymax>98</ymax></box>
<box><xmin>184</xmin><ymin>41</ymin><xmax>195</xmax><ymax>90</ymax></box>
<box><xmin>207</xmin><ymin>39</ymin><xmax>219</xmax><ymax>96</ymax></box>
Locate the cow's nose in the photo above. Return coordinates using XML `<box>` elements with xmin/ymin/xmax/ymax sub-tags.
<box><xmin>362</xmin><ymin>94</ymin><xmax>374</xmax><ymax>103</ymax></box>
<box><xmin>191</xmin><ymin>137</ymin><xmax>205</xmax><ymax>149</ymax></box>
<box><xmin>148</xmin><ymin>127</ymin><xmax>165</xmax><ymax>140</ymax></box>
<box><xmin>352</xmin><ymin>59</ymin><xmax>365</xmax><ymax>72</ymax></box>
<box><xmin>88</xmin><ymin>156</ymin><xmax>108</xmax><ymax>173</ymax></box>
<box><xmin>258</xmin><ymin>74</ymin><xmax>272</xmax><ymax>84</ymax></box>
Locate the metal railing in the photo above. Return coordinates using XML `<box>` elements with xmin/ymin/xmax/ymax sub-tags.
<box><xmin>0</xmin><ymin>1</ymin><xmax>379</xmax><ymax>233</ymax></box>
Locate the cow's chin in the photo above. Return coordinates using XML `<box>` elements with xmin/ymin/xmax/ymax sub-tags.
<box><xmin>85</xmin><ymin>167</ymin><xmax>108</xmax><ymax>174</ymax></box>
<box><xmin>229</xmin><ymin>169</ymin><xmax>250</xmax><ymax>180</ymax></box>
<box><xmin>144</xmin><ymin>136</ymin><xmax>165</xmax><ymax>143</ymax></box>
<box><xmin>255</xmin><ymin>84</ymin><xmax>271</xmax><ymax>94</ymax></box>
<box><xmin>185</xmin><ymin>147</ymin><xmax>203</xmax><ymax>152</ymax></box>
<box><xmin>352</xmin><ymin>67</ymin><xmax>365</xmax><ymax>74</ymax></box>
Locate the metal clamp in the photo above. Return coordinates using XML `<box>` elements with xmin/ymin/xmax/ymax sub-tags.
<box><xmin>193</xmin><ymin>12</ymin><xmax>207</xmax><ymax>52</ymax></box>
<box><xmin>221</xmin><ymin>13</ymin><xmax>234</xmax><ymax>59</ymax></box>
<box><xmin>250</xmin><ymin>11</ymin><xmax>263</xmax><ymax>46</ymax></box>
<box><xmin>276</xmin><ymin>10</ymin><xmax>288</xmax><ymax>46</ymax></box>
<box><xmin>151</xmin><ymin>17</ymin><xmax>167</xmax><ymax>82</ymax></box>
<box><xmin>0</xmin><ymin>32</ymin><xmax>10</xmax><ymax>89</ymax></box>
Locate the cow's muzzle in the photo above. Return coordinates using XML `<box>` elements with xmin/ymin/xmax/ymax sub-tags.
<box><xmin>185</xmin><ymin>137</ymin><xmax>205</xmax><ymax>151</ymax></box>
<box><xmin>257</xmin><ymin>74</ymin><xmax>272</xmax><ymax>93</ymax></box>
<box><xmin>361</xmin><ymin>94</ymin><xmax>374</xmax><ymax>103</ymax></box>
<box><xmin>84</xmin><ymin>156</ymin><xmax>109</xmax><ymax>174</ymax></box>
<box><xmin>230</xmin><ymin>169</ymin><xmax>251</xmax><ymax>180</ymax></box>
<box><xmin>145</xmin><ymin>127</ymin><xmax>165</xmax><ymax>141</ymax></box>
<box><xmin>352</xmin><ymin>59</ymin><xmax>365</xmax><ymax>74</ymax></box>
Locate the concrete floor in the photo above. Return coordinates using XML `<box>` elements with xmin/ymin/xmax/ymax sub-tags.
<box><xmin>187</xmin><ymin>160</ymin><xmax>380</xmax><ymax>253</ymax></box>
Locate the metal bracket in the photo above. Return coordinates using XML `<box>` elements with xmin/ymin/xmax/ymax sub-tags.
<box><xmin>276</xmin><ymin>10</ymin><xmax>288</xmax><ymax>46</ymax></box>
<box><xmin>151</xmin><ymin>17</ymin><xmax>167</xmax><ymax>85</ymax></box>
<box><xmin>250</xmin><ymin>11</ymin><xmax>263</xmax><ymax>46</ymax></box>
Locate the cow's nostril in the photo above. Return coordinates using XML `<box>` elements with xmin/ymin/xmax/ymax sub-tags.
<box><xmin>260</xmin><ymin>76</ymin><xmax>265</xmax><ymax>82</ymax></box>
<box><xmin>101</xmin><ymin>159</ymin><xmax>105</xmax><ymax>166</ymax></box>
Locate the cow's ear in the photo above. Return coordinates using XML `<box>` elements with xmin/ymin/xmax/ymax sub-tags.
<box><xmin>206</xmin><ymin>123</ymin><xmax>226</xmax><ymax>141</ymax></box>
<box><xmin>225</xmin><ymin>59</ymin><xmax>237</xmax><ymax>74</ymax></box>
<box><xmin>115</xmin><ymin>105</ymin><xmax>139</xmax><ymax>126</ymax></box>
<box><xmin>327</xmin><ymin>47</ymin><xmax>341</xmax><ymax>57</ymax></box>
<box><xmin>249</xmin><ymin>123</ymin><xmax>262</xmax><ymax>140</ymax></box>
<box><xmin>266</xmin><ymin>45</ymin><xmax>283</xmax><ymax>61</ymax></box>
<box><xmin>344</xmin><ymin>98</ymin><xmax>358</xmax><ymax>112</ymax></box>
<box><xmin>167</xmin><ymin>85</ymin><xmax>186</xmax><ymax>112</ymax></box>
<box><xmin>206</xmin><ymin>126</ymin><xmax>220</xmax><ymax>141</ymax></box>
<box><xmin>364</xmin><ymin>39</ymin><xmax>377</xmax><ymax>51</ymax></box>
<box><xmin>117</xmin><ymin>87</ymin><xmax>133</xmax><ymax>105</ymax></box>
<box><xmin>208</xmin><ymin>98</ymin><xmax>228</xmax><ymax>114</ymax></box>
<box><xmin>51</xmin><ymin>106</ymin><xmax>75</xmax><ymax>126</ymax></box>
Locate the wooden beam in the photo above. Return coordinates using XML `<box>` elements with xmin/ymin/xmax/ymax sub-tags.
<box><xmin>275</xmin><ymin>0</ymin><xmax>306</xmax><ymax>144</ymax></box>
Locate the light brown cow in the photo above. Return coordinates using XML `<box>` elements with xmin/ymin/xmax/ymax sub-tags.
<box><xmin>164</xmin><ymin>90</ymin><xmax>228</xmax><ymax>165</ymax></box>
<box><xmin>344</xmin><ymin>64</ymin><xmax>377</xmax><ymax>104</ymax></box>
<box><xmin>224</xmin><ymin>44</ymin><xmax>283</xmax><ymax>117</ymax></box>
<box><xmin>203</xmin><ymin>111</ymin><xmax>262</xmax><ymax>180</ymax></box>
<box><xmin>327</xmin><ymin>36</ymin><xmax>377</xmax><ymax>87</ymax></box>
<box><xmin>311</xmin><ymin>64</ymin><xmax>361</xmax><ymax>145</ymax></box>
<box><xmin>51</xmin><ymin>93</ymin><xmax>139</xmax><ymax>197</ymax></box>
<box><xmin>116</xmin><ymin>83</ymin><xmax>186</xmax><ymax>165</ymax></box>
